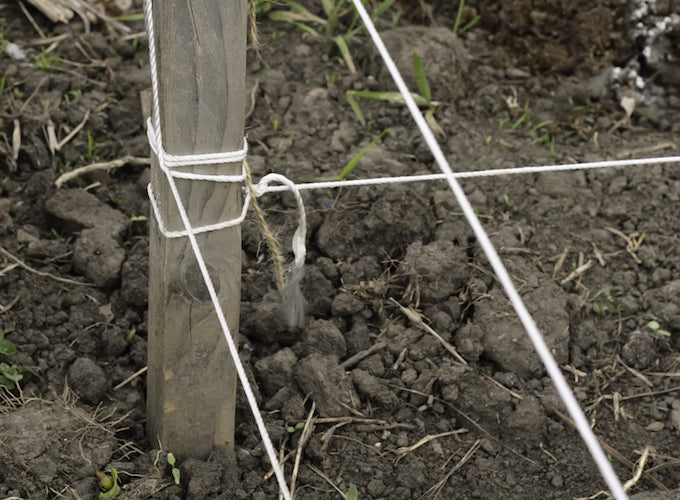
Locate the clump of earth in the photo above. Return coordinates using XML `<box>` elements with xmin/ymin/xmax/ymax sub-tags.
<box><xmin>1</xmin><ymin>0</ymin><xmax>680</xmax><ymax>499</ymax></box>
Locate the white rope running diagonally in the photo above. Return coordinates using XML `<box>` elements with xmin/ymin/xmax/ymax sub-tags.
<box><xmin>142</xmin><ymin>2</ymin><xmax>292</xmax><ymax>499</ymax></box>
<box><xmin>348</xmin><ymin>0</ymin><xmax>629</xmax><ymax>498</ymax></box>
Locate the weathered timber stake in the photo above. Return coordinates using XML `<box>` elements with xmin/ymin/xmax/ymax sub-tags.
<box><xmin>147</xmin><ymin>0</ymin><xmax>246</xmax><ymax>459</ymax></box>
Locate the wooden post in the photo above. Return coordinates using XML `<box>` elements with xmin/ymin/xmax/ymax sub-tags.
<box><xmin>146</xmin><ymin>0</ymin><xmax>246</xmax><ymax>459</ymax></box>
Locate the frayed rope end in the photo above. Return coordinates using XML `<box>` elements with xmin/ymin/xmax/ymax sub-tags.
<box><xmin>279</xmin><ymin>266</ymin><xmax>307</xmax><ymax>329</ymax></box>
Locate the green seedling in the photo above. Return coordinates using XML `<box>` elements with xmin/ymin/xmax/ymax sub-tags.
<box><xmin>347</xmin><ymin>53</ymin><xmax>442</xmax><ymax>135</ymax></box>
<box><xmin>97</xmin><ymin>469</ymin><xmax>121</xmax><ymax>499</ymax></box>
<box><xmin>346</xmin><ymin>484</ymin><xmax>359</xmax><ymax>500</ymax></box>
<box><xmin>311</xmin><ymin>129</ymin><xmax>387</xmax><ymax>183</ymax></box>
<box><xmin>572</xmin><ymin>99</ymin><xmax>594</xmax><ymax>114</ymax></box>
<box><xmin>510</xmin><ymin>99</ymin><xmax>530</xmax><ymax>130</ymax></box>
<box><xmin>453</xmin><ymin>0</ymin><xmax>481</xmax><ymax>36</ymax></box>
<box><xmin>0</xmin><ymin>73</ymin><xmax>8</xmax><ymax>95</ymax></box>
<box><xmin>0</xmin><ymin>329</ymin><xmax>16</xmax><ymax>356</ymax></box>
<box><xmin>269</xmin><ymin>0</ymin><xmax>397</xmax><ymax>73</ymax></box>
<box><xmin>82</xmin><ymin>131</ymin><xmax>102</xmax><ymax>163</ymax></box>
<box><xmin>593</xmin><ymin>285</ymin><xmax>621</xmax><ymax>315</ymax></box>
<box><xmin>287</xmin><ymin>421</ymin><xmax>305</xmax><ymax>433</ymax></box>
<box><xmin>108</xmin><ymin>193</ymin><xmax>121</xmax><ymax>207</ymax></box>
<box><xmin>67</xmin><ymin>89</ymin><xmax>82</xmax><ymax>100</ymax></box>
<box><xmin>254</xmin><ymin>0</ymin><xmax>273</xmax><ymax>16</ymax></box>
<box><xmin>0</xmin><ymin>330</ymin><xmax>31</xmax><ymax>391</ymax></box>
<box><xmin>335</xmin><ymin>129</ymin><xmax>388</xmax><ymax>181</ymax></box>
<box><xmin>125</xmin><ymin>329</ymin><xmax>136</xmax><ymax>343</ymax></box>
<box><xmin>34</xmin><ymin>50</ymin><xmax>61</xmax><ymax>72</ymax></box>
<box><xmin>648</xmin><ymin>320</ymin><xmax>671</xmax><ymax>337</ymax></box>
<box><xmin>167</xmin><ymin>452</ymin><xmax>180</xmax><ymax>485</ymax></box>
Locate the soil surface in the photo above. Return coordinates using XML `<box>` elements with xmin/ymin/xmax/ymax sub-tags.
<box><xmin>1</xmin><ymin>0</ymin><xmax>680</xmax><ymax>499</ymax></box>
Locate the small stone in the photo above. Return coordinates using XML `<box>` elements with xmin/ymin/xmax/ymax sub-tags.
<box><xmin>351</xmin><ymin>369</ymin><xmax>399</xmax><ymax>408</ymax></box>
<box><xmin>68</xmin><ymin>357</ymin><xmax>108</xmax><ymax>404</ymax></box>
<box><xmin>330</xmin><ymin>292</ymin><xmax>364</xmax><ymax>317</ymax></box>
<box><xmin>646</xmin><ymin>421</ymin><xmax>664</xmax><ymax>432</ymax></box>
<box><xmin>506</xmin><ymin>67</ymin><xmax>531</xmax><ymax>79</ymax></box>
<box><xmin>72</xmin><ymin>228</ymin><xmax>126</xmax><ymax>287</ymax></box>
<box><xmin>254</xmin><ymin>348</ymin><xmax>298</xmax><ymax>396</ymax></box>
<box><xmin>301</xmin><ymin>319</ymin><xmax>347</xmax><ymax>357</ymax></box>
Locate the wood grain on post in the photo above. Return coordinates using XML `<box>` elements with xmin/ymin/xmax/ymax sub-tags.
<box><xmin>147</xmin><ymin>0</ymin><xmax>246</xmax><ymax>459</ymax></box>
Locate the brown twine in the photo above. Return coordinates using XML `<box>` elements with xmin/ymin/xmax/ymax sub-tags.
<box><xmin>248</xmin><ymin>0</ymin><xmax>259</xmax><ymax>53</ymax></box>
<box><xmin>243</xmin><ymin>160</ymin><xmax>285</xmax><ymax>291</ymax></box>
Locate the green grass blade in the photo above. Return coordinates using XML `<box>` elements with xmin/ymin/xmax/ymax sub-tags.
<box><xmin>336</xmin><ymin>129</ymin><xmax>389</xmax><ymax>181</ymax></box>
<box><xmin>372</xmin><ymin>0</ymin><xmax>397</xmax><ymax>20</ymax></box>
<box><xmin>528</xmin><ymin>120</ymin><xmax>553</xmax><ymax>134</ymax></box>
<box><xmin>412</xmin><ymin>53</ymin><xmax>431</xmax><ymax>104</ymax></box>
<box><xmin>346</xmin><ymin>92</ymin><xmax>366</xmax><ymax>126</ymax></box>
<box><xmin>452</xmin><ymin>0</ymin><xmax>466</xmax><ymax>36</ymax></box>
<box><xmin>458</xmin><ymin>14</ymin><xmax>481</xmax><ymax>35</ymax></box>
<box><xmin>273</xmin><ymin>2</ymin><xmax>327</xmax><ymax>25</ymax></box>
<box><xmin>334</xmin><ymin>35</ymin><xmax>356</xmax><ymax>73</ymax></box>
<box><xmin>115</xmin><ymin>12</ymin><xmax>145</xmax><ymax>21</ymax></box>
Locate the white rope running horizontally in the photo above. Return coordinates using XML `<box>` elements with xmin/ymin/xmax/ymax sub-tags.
<box><xmin>142</xmin><ymin>2</ymin><xmax>292</xmax><ymax>499</ymax></box>
<box><xmin>258</xmin><ymin>154</ymin><xmax>680</xmax><ymax>193</ymax></box>
<box><xmin>348</xmin><ymin>0</ymin><xmax>630</xmax><ymax>499</ymax></box>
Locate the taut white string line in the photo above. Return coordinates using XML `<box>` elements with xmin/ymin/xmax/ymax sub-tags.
<box><xmin>257</xmin><ymin>155</ymin><xmax>680</xmax><ymax>193</ymax></box>
<box><xmin>349</xmin><ymin>1</ymin><xmax>628</xmax><ymax>498</ymax></box>
<box><xmin>143</xmin><ymin>2</ymin><xmax>292</xmax><ymax>499</ymax></box>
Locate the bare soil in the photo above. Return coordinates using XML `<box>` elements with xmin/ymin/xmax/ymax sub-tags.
<box><xmin>1</xmin><ymin>0</ymin><xmax>680</xmax><ymax>499</ymax></box>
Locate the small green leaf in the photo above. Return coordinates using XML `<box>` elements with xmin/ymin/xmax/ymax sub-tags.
<box><xmin>648</xmin><ymin>320</ymin><xmax>660</xmax><ymax>331</ymax></box>
<box><xmin>167</xmin><ymin>452</ymin><xmax>176</xmax><ymax>467</ymax></box>
<box><xmin>346</xmin><ymin>484</ymin><xmax>359</xmax><ymax>500</ymax></box>
<box><xmin>336</xmin><ymin>129</ymin><xmax>388</xmax><ymax>181</ymax></box>
<box><xmin>172</xmin><ymin>467</ymin><xmax>181</xmax><ymax>485</ymax></box>
<box><xmin>0</xmin><ymin>337</ymin><xmax>16</xmax><ymax>356</ymax></box>
<box><xmin>412</xmin><ymin>53</ymin><xmax>431</xmax><ymax>104</ymax></box>
<box><xmin>346</xmin><ymin>92</ymin><xmax>365</xmax><ymax>126</ymax></box>
<box><xmin>333</xmin><ymin>35</ymin><xmax>356</xmax><ymax>73</ymax></box>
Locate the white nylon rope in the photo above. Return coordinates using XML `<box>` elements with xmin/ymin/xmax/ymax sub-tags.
<box><xmin>348</xmin><ymin>0</ymin><xmax>629</xmax><ymax>498</ymax></box>
<box><xmin>142</xmin><ymin>2</ymin><xmax>292</xmax><ymax>499</ymax></box>
<box><xmin>258</xmin><ymin>155</ymin><xmax>680</xmax><ymax>193</ymax></box>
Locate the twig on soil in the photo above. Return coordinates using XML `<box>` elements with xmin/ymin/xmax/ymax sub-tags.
<box><xmin>616</xmin><ymin>355</ymin><xmax>654</xmax><ymax>388</ymax></box>
<box><xmin>592</xmin><ymin>242</ymin><xmax>606</xmax><ymax>267</ymax></box>
<box><xmin>623</xmin><ymin>445</ymin><xmax>650</xmax><ymax>492</ymax></box>
<box><xmin>12</xmin><ymin>120</ymin><xmax>20</xmax><ymax>163</ymax></box>
<box><xmin>552</xmin><ymin>408</ymin><xmax>668</xmax><ymax>491</ymax></box>
<box><xmin>0</xmin><ymin>294</ymin><xmax>21</xmax><ymax>314</ymax></box>
<box><xmin>605</xmin><ymin>227</ymin><xmax>645</xmax><ymax>264</ymax></box>
<box><xmin>340</xmin><ymin>341</ymin><xmax>386</xmax><ymax>369</ymax></box>
<box><xmin>552</xmin><ymin>248</ymin><xmax>569</xmax><ymax>279</ymax></box>
<box><xmin>245</xmin><ymin>79</ymin><xmax>259</xmax><ymax>120</ymax></box>
<box><xmin>18</xmin><ymin>76</ymin><xmax>49</xmax><ymax>116</ymax></box>
<box><xmin>394</xmin><ymin>429</ymin><xmax>468</xmax><ymax>462</ymax></box>
<box><xmin>113</xmin><ymin>365</ymin><xmax>148</xmax><ymax>391</ymax></box>
<box><xmin>54</xmin><ymin>108</ymin><xmax>91</xmax><ymax>153</ymax></box>
<box><xmin>419</xmin><ymin>438</ymin><xmax>481</xmax><ymax>500</ymax></box>
<box><xmin>0</xmin><ymin>246</ymin><xmax>93</xmax><ymax>286</ymax></box>
<box><xmin>54</xmin><ymin>154</ymin><xmax>150</xmax><ymax>188</ymax></box>
<box><xmin>306</xmin><ymin>463</ymin><xmax>346</xmax><ymax>498</ymax></box>
<box><xmin>393</xmin><ymin>383</ymin><xmax>535</xmax><ymax>465</ymax></box>
<box><xmin>560</xmin><ymin>259</ymin><xmax>592</xmax><ymax>285</ymax></box>
<box><xmin>18</xmin><ymin>0</ymin><xmax>47</xmax><ymax>38</ymax></box>
<box><xmin>615</xmin><ymin>141</ymin><xmax>676</xmax><ymax>159</ymax></box>
<box><xmin>289</xmin><ymin>402</ymin><xmax>316</xmax><ymax>499</ymax></box>
<box><xmin>390</xmin><ymin>298</ymin><xmax>468</xmax><ymax>366</ymax></box>
<box><xmin>481</xmin><ymin>373</ymin><xmax>523</xmax><ymax>399</ymax></box>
